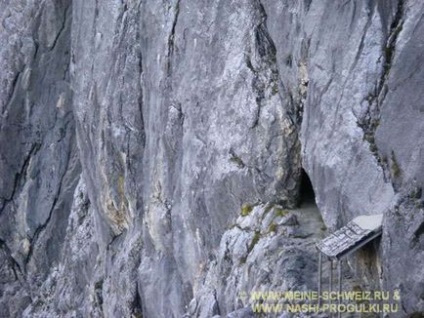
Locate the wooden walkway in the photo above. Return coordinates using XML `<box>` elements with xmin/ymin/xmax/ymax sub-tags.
<box><xmin>315</xmin><ymin>214</ymin><xmax>383</xmax><ymax>318</ymax></box>
<box><xmin>317</xmin><ymin>214</ymin><xmax>383</xmax><ymax>259</ymax></box>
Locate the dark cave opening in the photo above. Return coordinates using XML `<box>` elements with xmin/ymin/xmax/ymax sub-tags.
<box><xmin>299</xmin><ymin>168</ymin><xmax>315</xmax><ymax>204</ymax></box>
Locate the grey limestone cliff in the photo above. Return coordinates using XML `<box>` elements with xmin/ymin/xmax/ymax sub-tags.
<box><xmin>0</xmin><ymin>0</ymin><xmax>423</xmax><ymax>317</ymax></box>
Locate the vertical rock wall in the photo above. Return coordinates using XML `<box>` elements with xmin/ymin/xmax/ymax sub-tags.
<box><xmin>0</xmin><ymin>0</ymin><xmax>423</xmax><ymax>317</ymax></box>
<box><xmin>0</xmin><ymin>1</ymin><xmax>80</xmax><ymax>316</ymax></box>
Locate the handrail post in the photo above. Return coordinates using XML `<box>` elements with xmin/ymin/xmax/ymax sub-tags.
<box><xmin>329</xmin><ymin>259</ymin><xmax>333</xmax><ymax>318</ymax></box>
<box><xmin>318</xmin><ymin>251</ymin><xmax>322</xmax><ymax>307</ymax></box>
<box><xmin>338</xmin><ymin>259</ymin><xmax>342</xmax><ymax>318</ymax></box>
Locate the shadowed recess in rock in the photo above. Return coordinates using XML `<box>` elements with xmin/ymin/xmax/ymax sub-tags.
<box><xmin>299</xmin><ymin>168</ymin><xmax>315</xmax><ymax>205</ymax></box>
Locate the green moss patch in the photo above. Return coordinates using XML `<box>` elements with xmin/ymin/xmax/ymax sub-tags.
<box><xmin>241</xmin><ymin>203</ymin><xmax>253</xmax><ymax>217</ymax></box>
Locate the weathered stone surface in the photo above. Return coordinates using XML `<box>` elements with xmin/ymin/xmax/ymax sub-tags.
<box><xmin>0</xmin><ymin>0</ymin><xmax>423</xmax><ymax>317</ymax></box>
<box><xmin>0</xmin><ymin>0</ymin><xmax>80</xmax><ymax>316</ymax></box>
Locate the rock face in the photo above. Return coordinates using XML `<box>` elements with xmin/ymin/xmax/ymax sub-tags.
<box><xmin>0</xmin><ymin>0</ymin><xmax>423</xmax><ymax>317</ymax></box>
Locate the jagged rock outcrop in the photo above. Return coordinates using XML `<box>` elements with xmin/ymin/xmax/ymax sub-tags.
<box><xmin>0</xmin><ymin>0</ymin><xmax>423</xmax><ymax>317</ymax></box>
